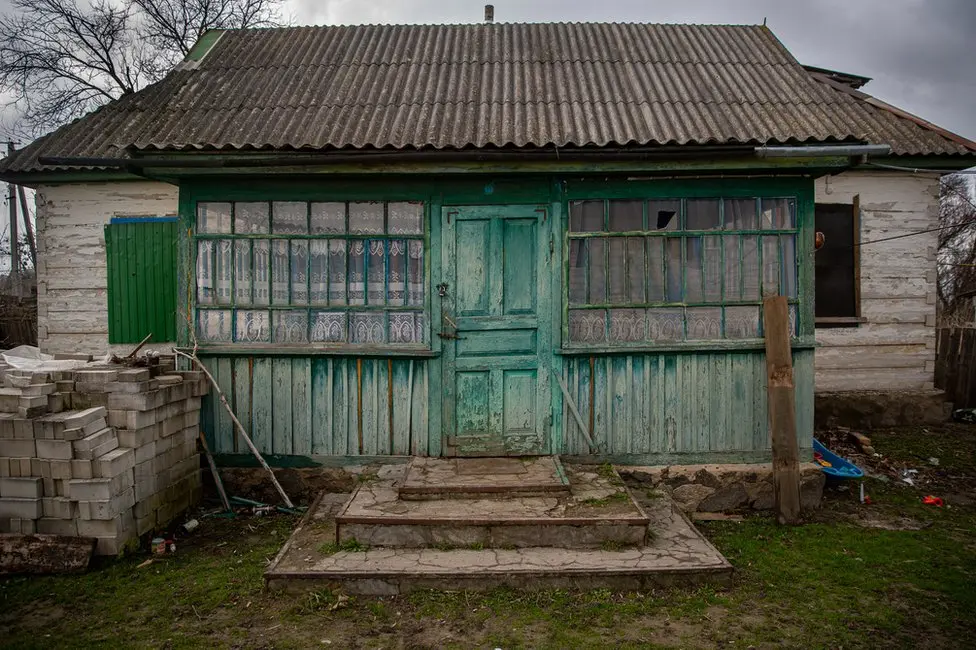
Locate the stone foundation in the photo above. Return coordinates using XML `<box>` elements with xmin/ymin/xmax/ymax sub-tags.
<box><xmin>619</xmin><ymin>463</ymin><xmax>825</xmax><ymax>513</ymax></box>
<box><xmin>814</xmin><ymin>390</ymin><xmax>949</xmax><ymax>429</ymax></box>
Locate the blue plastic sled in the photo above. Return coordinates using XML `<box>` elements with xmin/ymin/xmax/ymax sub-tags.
<box><xmin>813</xmin><ymin>438</ymin><xmax>864</xmax><ymax>480</ymax></box>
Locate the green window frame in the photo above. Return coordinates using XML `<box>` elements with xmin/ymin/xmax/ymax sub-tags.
<box><xmin>565</xmin><ymin>197</ymin><xmax>799</xmax><ymax>347</ymax></box>
<box><xmin>192</xmin><ymin>200</ymin><xmax>428</xmax><ymax>349</ymax></box>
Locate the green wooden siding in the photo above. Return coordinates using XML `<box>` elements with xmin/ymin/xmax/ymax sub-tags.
<box><xmin>200</xmin><ymin>356</ymin><xmax>430</xmax><ymax>457</ymax></box>
<box><xmin>105</xmin><ymin>219</ymin><xmax>178</xmax><ymax>344</ymax></box>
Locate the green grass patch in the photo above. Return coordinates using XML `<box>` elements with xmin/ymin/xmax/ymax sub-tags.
<box><xmin>318</xmin><ymin>538</ymin><xmax>369</xmax><ymax>555</ymax></box>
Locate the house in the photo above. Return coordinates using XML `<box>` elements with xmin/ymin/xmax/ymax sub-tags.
<box><xmin>1</xmin><ymin>22</ymin><xmax>973</xmax><ymax>467</ymax></box>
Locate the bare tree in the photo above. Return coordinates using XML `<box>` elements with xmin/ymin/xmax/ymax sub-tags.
<box><xmin>937</xmin><ymin>174</ymin><xmax>976</xmax><ymax>326</ymax></box>
<box><xmin>0</xmin><ymin>0</ymin><xmax>285</xmax><ymax>134</ymax></box>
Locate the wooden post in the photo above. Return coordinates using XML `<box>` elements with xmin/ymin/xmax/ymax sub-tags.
<box><xmin>763</xmin><ymin>296</ymin><xmax>801</xmax><ymax>525</ymax></box>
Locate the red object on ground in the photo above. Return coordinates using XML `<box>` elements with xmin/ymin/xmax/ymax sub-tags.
<box><xmin>922</xmin><ymin>496</ymin><xmax>944</xmax><ymax>507</ymax></box>
<box><xmin>863</xmin><ymin>495</ymin><xmax>872</xmax><ymax>505</ymax></box>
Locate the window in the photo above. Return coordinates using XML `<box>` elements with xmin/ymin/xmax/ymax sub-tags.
<box><xmin>194</xmin><ymin>201</ymin><xmax>426</xmax><ymax>347</ymax></box>
<box><xmin>566</xmin><ymin>198</ymin><xmax>798</xmax><ymax>345</ymax></box>
<box><xmin>814</xmin><ymin>199</ymin><xmax>860</xmax><ymax>327</ymax></box>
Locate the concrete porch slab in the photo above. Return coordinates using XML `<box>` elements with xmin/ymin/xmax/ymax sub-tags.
<box><xmin>399</xmin><ymin>456</ymin><xmax>570</xmax><ymax>500</ymax></box>
<box><xmin>335</xmin><ymin>463</ymin><xmax>649</xmax><ymax>548</ymax></box>
<box><xmin>266</xmin><ymin>489</ymin><xmax>733</xmax><ymax>595</ymax></box>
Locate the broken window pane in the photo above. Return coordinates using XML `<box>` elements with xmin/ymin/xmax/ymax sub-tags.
<box><xmin>609</xmin><ymin>200</ymin><xmax>643</xmax><ymax>232</ymax></box>
<box><xmin>388</xmin><ymin>202</ymin><xmax>423</xmax><ymax>234</ymax></box>
<box><xmin>235</xmin><ymin>310</ymin><xmax>270</xmax><ymax>343</ymax></box>
<box><xmin>724</xmin><ymin>199</ymin><xmax>759</xmax><ymax>230</ymax></box>
<box><xmin>310</xmin><ymin>202</ymin><xmax>345</xmax><ymax>234</ymax></box>
<box><xmin>686</xmin><ymin>199</ymin><xmax>720</xmax><ymax>230</ymax></box>
<box><xmin>235</xmin><ymin>202</ymin><xmax>269</xmax><ymax>234</ymax></box>
<box><xmin>197</xmin><ymin>202</ymin><xmax>231</xmax><ymax>234</ymax></box>
<box><xmin>648</xmin><ymin>200</ymin><xmax>680</xmax><ymax>231</ymax></box>
<box><xmin>761</xmin><ymin>198</ymin><xmax>795</xmax><ymax>229</ymax></box>
<box><xmin>272</xmin><ymin>202</ymin><xmax>307</xmax><ymax>234</ymax></box>
<box><xmin>349</xmin><ymin>202</ymin><xmax>384</xmax><ymax>234</ymax></box>
<box><xmin>569</xmin><ymin>201</ymin><xmax>605</xmax><ymax>232</ymax></box>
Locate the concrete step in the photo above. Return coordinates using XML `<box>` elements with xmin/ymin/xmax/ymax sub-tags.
<box><xmin>266</xmin><ymin>491</ymin><xmax>733</xmax><ymax>595</ymax></box>
<box><xmin>398</xmin><ymin>456</ymin><xmax>571</xmax><ymax>500</ymax></box>
<box><xmin>334</xmin><ymin>463</ymin><xmax>650</xmax><ymax>549</ymax></box>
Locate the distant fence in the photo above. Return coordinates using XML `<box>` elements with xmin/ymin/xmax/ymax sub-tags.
<box><xmin>936</xmin><ymin>327</ymin><xmax>976</xmax><ymax>407</ymax></box>
<box><xmin>0</xmin><ymin>294</ymin><xmax>37</xmax><ymax>348</ymax></box>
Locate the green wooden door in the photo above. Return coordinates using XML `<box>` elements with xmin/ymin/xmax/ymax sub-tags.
<box><xmin>441</xmin><ymin>205</ymin><xmax>553</xmax><ymax>456</ymax></box>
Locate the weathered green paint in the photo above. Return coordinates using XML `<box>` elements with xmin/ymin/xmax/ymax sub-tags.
<box><xmin>441</xmin><ymin>205</ymin><xmax>553</xmax><ymax>456</ymax></box>
<box><xmin>182</xmin><ymin>172</ymin><xmax>816</xmax><ymax>464</ymax></box>
<box><xmin>185</xmin><ymin>29</ymin><xmax>225</xmax><ymax>61</ymax></box>
<box><xmin>199</xmin><ymin>355</ymin><xmax>430</xmax><ymax>457</ymax></box>
<box><xmin>104</xmin><ymin>219</ymin><xmax>178</xmax><ymax>344</ymax></box>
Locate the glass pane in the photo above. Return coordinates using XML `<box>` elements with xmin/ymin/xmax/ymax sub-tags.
<box><xmin>608</xmin><ymin>238</ymin><xmax>645</xmax><ymax>304</ymax></box>
<box><xmin>235</xmin><ymin>202</ymin><xmax>269</xmax><ymax>234</ymax></box>
<box><xmin>389</xmin><ymin>202</ymin><xmax>423</xmax><ymax>234</ymax></box>
<box><xmin>608</xmin><ymin>238</ymin><xmax>627</xmax><ymax>303</ymax></box>
<box><xmin>686</xmin><ymin>199</ymin><xmax>720</xmax><ymax>230</ymax></box>
<box><xmin>291</xmin><ymin>240</ymin><xmax>309</xmax><ymax>305</ymax></box>
<box><xmin>330</xmin><ymin>240</ymin><xmax>348</xmax><ymax>305</ymax></box>
<box><xmin>272</xmin><ymin>201</ymin><xmax>307</xmax><ymax>234</ymax></box>
<box><xmin>271</xmin><ymin>240</ymin><xmax>289</xmax><ymax>304</ymax></box>
<box><xmin>367</xmin><ymin>240</ymin><xmax>386</xmax><ymax>305</ymax></box>
<box><xmin>234</xmin><ymin>240</ymin><xmax>252</xmax><ymax>304</ymax></box>
<box><xmin>685</xmin><ymin>237</ymin><xmax>704</xmax><ymax>303</ymax></box>
<box><xmin>723</xmin><ymin>199</ymin><xmax>759</xmax><ymax>230</ymax></box>
<box><xmin>703</xmin><ymin>236</ymin><xmax>723</xmax><ymax>301</ymax></box>
<box><xmin>725</xmin><ymin>306</ymin><xmax>759</xmax><ymax>339</ymax></box>
<box><xmin>686</xmin><ymin>307</ymin><xmax>722</xmax><ymax>340</ymax></box>
<box><xmin>214</xmin><ymin>240</ymin><xmax>233</xmax><ymax>305</ymax></box>
<box><xmin>348</xmin><ymin>240</ymin><xmax>366</xmax><ymax>305</ymax></box>
<box><xmin>569</xmin><ymin>200</ymin><xmax>605</xmax><ymax>232</ymax></box>
<box><xmin>665</xmin><ymin>237</ymin><xmax>682</xmax><ymax>301</ymax></box>
<box><xmin>781</xmin><ymin>234</ymin><xmax>797</xmax><ymax>298</ymax></box>
<box><xmin>310</xmin><ymin>202</ymin><xmax>346</xmax><ymax>234</ymax></box>
<box><xmin>196</xmin><ymin>310</ymin><xmax>231</xmax><ymax>342</ymax></box>
<box><xmin>568</xmin><ymin>239</ymin><xmax>587</xmax><ymax>305</ymax></box>
<box><xmin>309</xmin><ymin>240</ymin><xmax>329</xmax><ymax>304</ymax></box>
<box><xmin>273</xmin><ymin>310</ymin><xmax>308</xmax><ymax>343</ymax></box>
<box><xmin>235</xmin><ymin>309</ymin><xmax>270</xmax><ymax>343</ymax></box>
<box><xmin>252</xmin><ymin>240</ymin><xmax>271</xmax><ymax>306</ymax></box>
<box><xmin>761</xmin><ymin>198</ymin><xmax>795</xmax><ymax>229</ymax></box>
<box><xmin>349</xmin><ymin>202</ymin><xmax>384</xmax><ymax>234</ymax></box>
<box><xmin>626</xmin><ymin>238</ymin><xmax>645</xmax><ymax>303</ymax></box>
<box><xmin>609</xmin><ymin>308</ymin><xmax>646</xmax><ymax>342</ymax></box>
<box><xmin>197</xmin><ymin>202</ymin><xmax>231</xmax><ymax>234</ymax></box>
<box><xmin>762</xmin><ymin>235</ymin><xmax>781</xmax><ymax>297</ymax></box>
<box><xmin>588</xmin><ymin>238</ymin><xmax>606</xmax><ymax>304</ymax></box>
<box><xmin>723</xmin><ymin>237</ymin><xmax>741</xmax><ymax>300</ymax></box>
<box><xmin>646</xmin><ymin>238</ymin><xmax>664</xmax><ymax>301</ymax></box>
<box><xmin>388</xmin><ymin>239</ymin><xmax>406</xmax><ymax>306</ymax></box>
<box><xmin>741</xmin><ymin>235</ymin><xmax>760</xmax><ymax>300</ymax></box>
<box><xmin>311</xmin><ymin>311</ymin><xmax>347</xmax><ymax>343</ymax></box>
<box><xmin>390</xmin><ymin>311</ymin><xmax>424</xmax><ymax>344</ymax></box>
<box><xmin>648</xmin><ymin>200</ymin><xmax>680</xmax><ymax>231</ymax></box>
<box><xmin>646</xmin><ymin>308</ymin><xmax>684</xmax><ymax>341</ymax></box>
<box><xmin>609</xmin><ymin>200</ymin><xmax>642</xmax><ymax>232</ymax></box>
<box><xmin>569</xmin><ymin>309</ymin><xmax>606</xmax><ymax>343</ymax></box>
<box><xmin>351</xmin><ymin>312</ymin><xmax>386</xmax><ymax>344</ymax></box>
<box><xmin>196</xmin><ymin>240</ymin><xmax>214</xmax><ymax>305</ymax></box>
<box><xmin>407</xmin><ymin>240</ymin><xmax>424</xmax><ymax>306</ymax></box>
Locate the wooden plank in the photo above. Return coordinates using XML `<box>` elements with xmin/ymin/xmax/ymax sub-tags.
<box><xmin>763</xmin><ymin>295</ymin><xmax>801</xmax><ymax>525</ymax></box>
<box><xmin>215</xmin><ymin>357</ymin><xmax>234</xmax><ymax>454</ymax></box>
<box><xmin>0</xmin><ymin>534</ymin><xmax>95</xmax><ymax>574</ymax></box>
<box><xmin>250</xmin><ymin>357</ymin><xmax>273</xmax><ymax>454</ymax></box>
<box><xmin>663</xmin><ymin>355</ymin><xmax>679</xmax><ymax>453</ymax></box>
<box><xmin>392</xmin><ymin>361</ymin><xmax>412</xmax><ymax>455</ymax></box>
<box><xmin>360</xmin><ymin>359</ymin><xmax>377</xmax><ymax>455</ymax></box>
<box><xmin>310</xmin><ymin>359</ymin><xmax>331</xmax><ymax>455</ymax></box>
<box><xmin>231</xmin><ymin>357</ymin><xmax>251</xmax><ymax>453</ymax></box>
<box><xmin>292</xmin><ymin>357</ymin><xmax>312</xmax><ymax>456</ymax></box>
<box><xmin>271</xmin><ymin>358</ymin><xmax>293</xmax><ymax>455</ymax></box>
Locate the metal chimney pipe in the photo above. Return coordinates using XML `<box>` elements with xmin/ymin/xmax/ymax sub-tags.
<box><xmin>485</xmin><ymin>4</ymin><xmax>494</xmax><ymax>23</ymax></box>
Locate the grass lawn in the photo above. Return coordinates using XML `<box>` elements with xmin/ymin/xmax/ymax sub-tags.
<box><xmin>1</xmin><ymin>425</ymin><xmax>975</xmax><ymax>649</ymax></box>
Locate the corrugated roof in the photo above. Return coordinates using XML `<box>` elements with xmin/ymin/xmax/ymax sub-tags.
<box><xmin>3</xmin><ymin>22</ymin><xmax>974</xmax><ymax>173</ymax></box>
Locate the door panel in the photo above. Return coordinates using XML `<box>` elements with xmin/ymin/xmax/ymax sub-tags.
<box><xmin>442</xmin><ymin>205</ymin><xmax>551</xmax><ymax>456</ymax></box>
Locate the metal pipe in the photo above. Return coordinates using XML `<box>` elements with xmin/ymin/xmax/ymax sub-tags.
<box><xmin>755</xmin><ymin>144</ymin><xmax>891</xmax><ymax>158</ymax></box>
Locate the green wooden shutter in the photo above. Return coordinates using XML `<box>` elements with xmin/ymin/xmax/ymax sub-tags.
<box><xmin>104</xmin><ymin>218</ymin><xmax>178</xmax><ymax>344</ymax></box>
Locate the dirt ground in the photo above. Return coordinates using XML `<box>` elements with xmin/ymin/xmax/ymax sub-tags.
<box><xmin>1</xmin><ymin>424</ymin><xmax>974</xmax><ymax>649</ymax></box>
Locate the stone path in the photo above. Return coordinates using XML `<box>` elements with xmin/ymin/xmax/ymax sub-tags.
<box><xmin>400</xmin><ymin>456</ymin><xmax>569</xmax><ymax>498</ymax></box>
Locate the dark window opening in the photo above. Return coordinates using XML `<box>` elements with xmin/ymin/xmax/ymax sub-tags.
<box><xmin>815</xmin><ymin>200</ymin><xmax>861</xmax><ymax>327</ymax></box>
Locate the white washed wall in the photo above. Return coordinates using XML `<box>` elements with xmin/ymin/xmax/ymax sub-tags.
<box><xmin>34</xmin><ymin>181</ymin><xmax>179</xmax><ymax>355</ymax></box>
<box><xmin>814</xmin><ymin>170</ymin><xmax>940</xmax><ymax>392</ymax></box>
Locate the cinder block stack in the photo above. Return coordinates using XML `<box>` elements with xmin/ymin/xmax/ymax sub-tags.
<box><xmin>0</xmin><ymin>360</ymin><xmax>207</xmax><ymax>555</ymax></box>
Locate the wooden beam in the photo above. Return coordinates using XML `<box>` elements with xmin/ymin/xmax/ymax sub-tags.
<box><xmin>763</xmin><ymin>295</ymin><xmax>801</xmax><ymax>525</ymax></box>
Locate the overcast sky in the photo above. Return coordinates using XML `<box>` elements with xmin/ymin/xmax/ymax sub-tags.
<box><xmin>286</xmin><ymin>0</ymin><xmax>976</xmax><ymax>142</ymax></box>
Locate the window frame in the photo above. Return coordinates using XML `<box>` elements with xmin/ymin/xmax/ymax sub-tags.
<box><xmin>191</xmin><ymin>200</ymin><xmax>431</xmax><ymax>352</ymax></box>
<box><xmin>561</xmin><ymin>180</ymin><xmax>812</xmax><ymax>351</ymax></box>
<box><xmin>814</xmin><ymin>196</ymin><xmax>864</xmax><ymax>327</ymax></box>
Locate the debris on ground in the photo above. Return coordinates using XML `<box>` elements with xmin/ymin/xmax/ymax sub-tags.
<box><xmin>922</xmin><ymin>495</ymin><xmax>944</xmax><ymax>507</ymax></box>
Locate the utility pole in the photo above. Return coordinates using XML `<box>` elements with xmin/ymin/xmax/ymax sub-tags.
<box><xmin>5</xmin><ymin>142</ymin><xmax>19</xmax><ymax>279</ymax></box>
<box><xmin>16</xmin><ymin>184</ymin><xmax>36</xmax><ymax>268</ymax></box>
